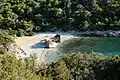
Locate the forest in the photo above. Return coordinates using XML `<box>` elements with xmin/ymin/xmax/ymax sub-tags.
<box><xmin>0</xmin><ymin>0</ymin><xmax>120</xmax><ymax>35</ymax></box>
<box><xmin>0</xmin><ymin>0</ymin><xmax>120</xmax><ymax>80</ymax></box>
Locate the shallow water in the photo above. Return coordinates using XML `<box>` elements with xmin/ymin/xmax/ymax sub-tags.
<box><xmin>58</xmin><ymin>37</ymin><xmax>120</xmax><ymax>56</ymax></box>
<box><xmin>15</xmin><ymin>33</ymin><xmax>120</xmax><ymax>63</ymax></box>
<box><xmin>45</xmin><ymin>37</ymin><xmax>120</xmax><ymax>63</ymax></box>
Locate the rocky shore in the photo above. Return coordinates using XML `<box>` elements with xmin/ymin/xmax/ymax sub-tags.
<box><xmin>73</xmin><ymin>30</ymin><xmax>120</xmax><ymax>37</ymax></box>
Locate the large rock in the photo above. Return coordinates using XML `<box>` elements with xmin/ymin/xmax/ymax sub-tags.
<box><xmin>40</xmin><ymin>39</ymin><xmax>49</xmax><ymax>48</ymax></box>
<box><xmin>50</xmin><ymin>34</ymin><xmax>61</xmax><ymax>43</ymax></box>
<box><xmin>106</xmin><ymin>30</ymin><xmax>120</xmax><ymax>37</ymax></box>
<box><xmin>46</xmin><ymin>34</ymin><xmax>61</xmax><ymax>48</ymax></box>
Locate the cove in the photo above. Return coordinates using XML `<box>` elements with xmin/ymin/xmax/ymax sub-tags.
<box><xmin>45</xmin><ymin>37</ymin><xmax>120</xmax><ymax>63</ymax></box>
<box><xmin>58</xmin><ymin>37</ymin><xmax>120</xmax><ymax>56</ymax></box>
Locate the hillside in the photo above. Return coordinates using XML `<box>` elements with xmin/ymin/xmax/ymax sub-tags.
<box><xmin>0</xmin><ymin>0</ymin><xmax>120</xmax><ymax>80</ymax></box>
<box><xmin>0</xmin><ymin>0</ymin><xmax>120</xmax><ymax>36</ymax></box>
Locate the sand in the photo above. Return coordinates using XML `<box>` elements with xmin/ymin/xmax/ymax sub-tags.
<box><xmin>14</xmin><ymin>32</ymin><xmax>78</xmax><ymax>64</ymax></box>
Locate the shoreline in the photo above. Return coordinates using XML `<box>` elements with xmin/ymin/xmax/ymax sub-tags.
<box><xmin>9</xmin><ymin>30</ymin><xmax>120</xmax><ymax>65</ymax></box>
<box><xmin>13</xmin><ymin>32</ymin><xmax>78</xmax><ymax>65</ymax></box>
<box><xmin>37</xmin><ymin>30</ymin><xmax>120</xmax><ymax>37</ymax></box>
<box><xmin>75</xmin><ymin>30</ymin><xmax>120</xmax><ymax>37</ymax></box>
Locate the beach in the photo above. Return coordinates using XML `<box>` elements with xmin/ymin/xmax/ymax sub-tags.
<box><xmin>14</xmin><ymin>32</ymin><xmax>78</xmax><ymax>64</ymax></box>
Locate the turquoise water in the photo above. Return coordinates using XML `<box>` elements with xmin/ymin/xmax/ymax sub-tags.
<box><xmin>58</xmin><ymin>37</ymin><xmax>120</xmax><ymax>56</ymax></box>
<box><xmin>45</xmin><ymin>37</ymin><xmax>120</xmax><ymax>63</ymax></box>
<box><xmin>45</xmin><ymin>52</ymin><xmax>64</xmax><ymax>63</ymax></box>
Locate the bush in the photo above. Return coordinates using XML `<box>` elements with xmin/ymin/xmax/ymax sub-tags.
<box><xmin>0</xmin><ymin>52</ymin><xmax>120</xmax><ymax>80</ymax></box>
<box><xmin>0</xmin><ymin>47</ymin><xmax>6</xmax><ymax>54</ymax></box>
<box><xmin>0</xmin><ymin>53</ymin><xmax>42</xmax><ymax>80</ymax></box>
<box><xmin>60</xmin><ymin>53</ymin><xmax>107</xmax><ymax>80</ymax></box>
<box><xmin>40</xmin><ymin>52</ymin><xmax>120</xmax><ymax>80</ymax></box>
<box><xmin>1</xmin><ymin>0</ymin><xmax>120</xmax><ymax>34</ymax></box>
<box><xmin>0</xmin><ymin>30</ymin><xmax>13</xmax><ymax>53</ymax></box>
<box><xmin>0</xmin><ymin>30</ymin><xmax>13</xmax><ymax>45</ymax></box>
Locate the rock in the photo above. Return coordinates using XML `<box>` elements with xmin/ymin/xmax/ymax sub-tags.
<box><xmin>105</xmin><ymin>30</ymin><xmax>115</xmax><ymax>37</ymax></box>
<box><xmin>93</xmin><ymin>31</ymin><xmax>104</xmax><ymax>37</ymax></box>
<box><xmin>117</xmin><ymin>31</ymin><xmax>120</xmax><ymax>36</ymax></box>
<box><xmin>46</xmin><ymin>34</ymin><xmax>61</xmax><ymax>48</ymax></box>
<box><xmin>41</xmin><ymin>39</ymin><xmax>49</xmax><ymax>48</ymax></box>
<box><xmin>50</xmin><ymin>34</ymin><xmax>60</xmax><ymax>43</ymax></box>
<box><xmin>31</xmin><ymin>39</ymin><xmax>50</xmax><ymax>48</ymax></box>
<box><xmin>76</xmin><ymin>30</ymin><xmax>120</xmax><ymax>37</ymax></box>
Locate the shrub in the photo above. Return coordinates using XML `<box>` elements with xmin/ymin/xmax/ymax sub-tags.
<box><xmin>41</xmin><ymin>52</ymin><xmax>120</xmax><ymax>80</ymax></box>
<box><xmin>0</xmin><ymin>53</ymin><xmax>41</xmax><ymax>80</ymax></box>
<box><xmin>0</xmin><ymin>30</ymin><xmax>13</xmax><ymax>53</ymax></box>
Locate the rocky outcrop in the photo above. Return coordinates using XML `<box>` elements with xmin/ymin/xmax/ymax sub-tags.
<box><xmin>40</xmin><ymin>39</ymin><xmax>49</xmax><ymax>48</ymax></box>
<box><xmin>40</xmin><ymin>34</ymin><xmax>61</xmax><ymax>48</ymax></box>
<box><xmin>75</xmin><ymin>30</ymin><xmax>120</xmax><ymax>37</ymax></box>
<box><xmin>50</xmin><ymin>34</ymin><xmax>61</xmax><ymax>43</ymax></box>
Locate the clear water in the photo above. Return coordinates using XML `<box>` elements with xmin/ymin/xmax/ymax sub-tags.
<box><xmin>58</xmin><ymin>37</ymin><xmax>120</xmax><ymax>56</ymax></box>
<box><xmin>45</xmin><ymin>52</ymin><xmax>64</xmax><ymax>63</ymax></box>
<box><xmin>45</xmin><ymin>37</ymin><xmax>120</xmax><ymax>63</ymax></box>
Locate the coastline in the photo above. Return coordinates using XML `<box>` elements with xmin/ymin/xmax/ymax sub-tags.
<box><xmin>13</xmin><ymin>32</ymin><xmax>78</xmax><ymax>65</ymax></box>
<box><xmin>68</xmin><ymin>30</ymin><xmax>120</xmax><ymax>37</ymax></box>
<box><xmin>9</xmin><ymin>30</ymin><xmax>120</xmax><ymax>65</ymax></box>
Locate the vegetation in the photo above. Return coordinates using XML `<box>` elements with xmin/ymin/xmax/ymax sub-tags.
<box><xmin>0</xmin><ymin>0</ymin><xmax>120</xmax><ymax>36</ymax></box>
<box><xmin>0</xmin><ymin>0</ymin><xmax>120</xmax><ymax>80</ymax></box>
<box><xmin>0</xmin><ymin>30</ymin><xmax>13</xmax><ymax>54</ymax></box>
<box><xmin>0</xmin><ymin>53</ymin><xmax>42</xmax><ymax>80</ymax></box>
<box><xmin>0</xmin><ymin>53</ymin><xmax>120</xmax><ymax>80</ymax></box>
<box><xmin>44</xmin><ymin>52</ymin><xmax>120</xmax><ymax>80</ymax></box>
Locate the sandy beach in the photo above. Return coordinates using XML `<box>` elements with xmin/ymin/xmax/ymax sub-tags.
<box><xmin>14</xmin><ymin>32</ymin><xmax>78</xmax><ymax>64</ymax></box>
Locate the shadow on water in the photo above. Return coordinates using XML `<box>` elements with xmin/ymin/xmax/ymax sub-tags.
<box><xmin>31</xmin><ymin>40</ymin><xmax>48</xmax><ymax>49</ymax></box>
<box><xmin>58</xmin><ymin>37</ymin><xmax>120</xmax><ymax>56</ymax></box>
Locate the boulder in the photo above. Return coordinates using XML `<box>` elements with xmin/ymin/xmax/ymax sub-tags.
<box><xmin>41</xmin><ymin>39</ymin><xmax>49</xmax><ymax>48</ymax></box>
<box><xmin>50</xmin><ymin>34</ymin><xmax>60</xmax><ymax>43</ymax></box>
<box><xmin>105</xmin><ymin>30</ymin><xmax>115</xmax><ymax>37</ymax></box>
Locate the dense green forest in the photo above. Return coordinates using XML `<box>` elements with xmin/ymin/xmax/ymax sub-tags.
<box><xmin>0</xmin><ymin>0</ymin><xmax>120</xmax><ymax>80</ymax></box>
<box><xmin>0</xmin><ymin>53</ymin><xmax>120</xmax><ymax>80</ymax></box>
<box><xmin>0</xmin><ymin>0</ymin><xmax>120</xmax><ymax>36</ymax></box>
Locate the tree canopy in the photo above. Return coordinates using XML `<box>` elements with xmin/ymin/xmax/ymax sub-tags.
<box><xmin>0</xmin><ymin>0</ymin><xmax>120</xmax><ymax>36</ymax></box>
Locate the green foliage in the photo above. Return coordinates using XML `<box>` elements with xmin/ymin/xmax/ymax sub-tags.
<box><xmin>0</xmin><ymin>47</ymin><xmax>6</xmax><ymax>54</ymax></box>
<box><xmin>61</xmin><ymin>53</ymin><xmax>107</xmax><ymax>80</ymax></box>
<box><xmin>1</xmin><ymin>52</ymin><xmax>120</xmax><ymax>80</ymax></box>
<box><xmin>0</xmin><ymin>53</ymin><xmax>41</xmax><ymax>80</ymax></box>
<box><xmin>0</xmin><ymin>30</ymin><xmax>13</xmax><ymax>54</ymax></box>
<box><xmin>40</xmin><ymin>53</ymin><xmax>120</xmax><ymax>80</ymax></box>
<box><xmin>45</xmin><ymin>60</ymin><xmax>71</xmax><ymax>80</ymax></box>
<box><xmin>0</xmin><ymin>0</ymin><xmax>120</xmax><ymax>34</ymax></box>
<box><xmin>0</xmin><ymin>30</ymin><xmax>13</xmax><ymax>45</ymax></box>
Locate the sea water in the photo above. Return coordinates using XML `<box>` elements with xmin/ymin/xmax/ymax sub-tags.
<box><xmin>45</xmin><ymin>37</ymin><xmax>120</xmax><ymax>63</ymax></box>
<box><xmin>58</xmin><ymin>37</ymin><xmax>120</xmax><ymax>56</ymax></box>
